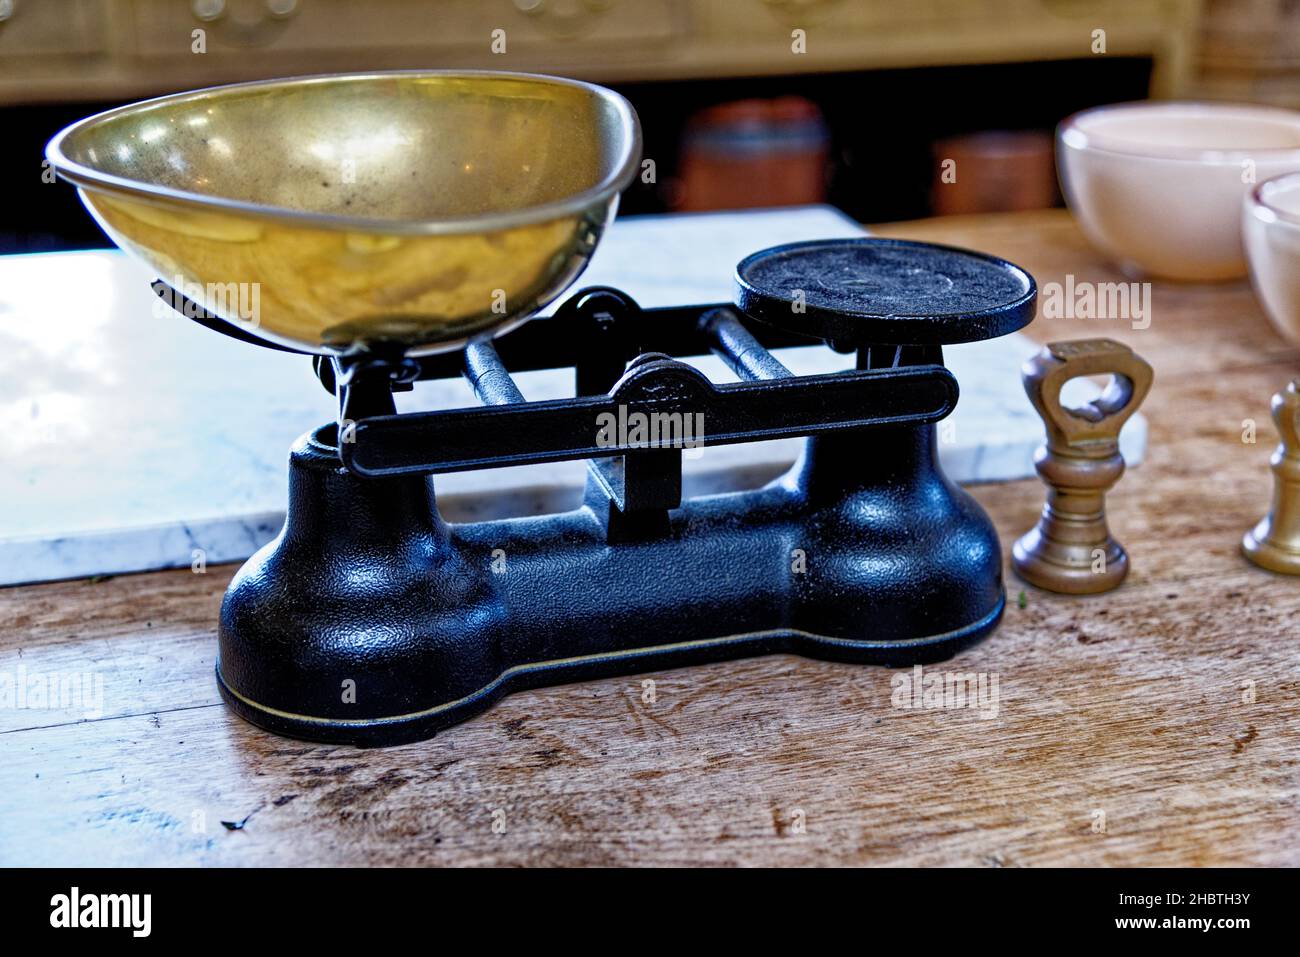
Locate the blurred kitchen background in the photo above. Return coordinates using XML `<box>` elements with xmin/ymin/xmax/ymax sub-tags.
<box><xmin>3</xmin><ymin>0</ymin><xmax>1297</xmax><ymax>253</ymax></box>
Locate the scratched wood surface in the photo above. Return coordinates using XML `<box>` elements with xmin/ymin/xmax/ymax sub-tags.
<box><xmin>2</xmin><ymin>210</ymin><xmax>1297</xmax><ymax>867</ymax></box>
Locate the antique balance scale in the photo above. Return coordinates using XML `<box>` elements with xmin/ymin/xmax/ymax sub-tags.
<box><xmin>46</xmin><ymin>71</ymin><xmax>1113</xmax><ymax>746</ymax></box>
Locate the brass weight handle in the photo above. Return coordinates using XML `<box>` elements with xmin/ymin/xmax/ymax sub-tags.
<box><xmin>1013</xmin><ymin>338</ymin><xmax>1153</xmax><ymax>595</ymax></box>
<box><xmin>1022</xmin><ymin>338</ymin><xmax>1152</xmax><ymax>455</ymax></box>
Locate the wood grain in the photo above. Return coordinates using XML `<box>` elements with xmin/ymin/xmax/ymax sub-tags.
<box><xmin>2</xmin><ymin>210</ymin><xmax>1297</xmax><ymax>866</ymax></box>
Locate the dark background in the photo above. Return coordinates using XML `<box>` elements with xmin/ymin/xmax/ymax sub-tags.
<box><xmin>8</xmin><ymin>55</ymin><xmax>1150</xmax><ymax>254</ymax></box>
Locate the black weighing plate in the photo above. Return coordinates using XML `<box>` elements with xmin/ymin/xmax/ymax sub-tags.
<box><xmin>734</xmin><ymin>237</ymin><xmax>1036</xmax><ymax>345</ymax></box>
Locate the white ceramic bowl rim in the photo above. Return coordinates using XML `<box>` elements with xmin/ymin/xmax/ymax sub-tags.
<box><xmin>1059</xmin><ymin>100</ymin><xmax>1300</xmax><ymax>164</ymax></box>
<box><xmin>1251</xmin><ymin>171</ymin><xmax>1300</xmax><ymax>227</ymax></box>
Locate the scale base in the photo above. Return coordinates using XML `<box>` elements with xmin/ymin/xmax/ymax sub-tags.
<box><xmin>217</xmin><ymin>607</ymin><xmax>1003</xmax><ymax>747</ymax></box>
<box><xmin>217</xmin><ymin>421</ymin><xmax>1005</xmax><ymax>747</ymax></box>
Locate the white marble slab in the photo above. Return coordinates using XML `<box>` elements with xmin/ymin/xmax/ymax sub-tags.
<box><xmin>0</xmin><ymin>206</ymin><xmax>1144</xmax><ymax>586</ymax></box>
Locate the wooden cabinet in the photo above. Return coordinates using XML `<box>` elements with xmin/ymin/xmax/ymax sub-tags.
<box><xmin>0</xmin><ymin>0</ymin><xmax>106</xmax><ymax>58</ymax></box>
<box><xmin>0</xmin><ymin>0</ymin><xmax>1200</xmax><ymax>105</ymax></box>
<box><xmin>1193</xmin><ymin>0</ymin><xmax>1300</xmax><ymax>109</ymax></box>
<box><xmin>128</xmin><ymin>0</ymin><xmax>682</xmax><ymax>57</ymax></box>
<box><xmin>0</xmin><ymin>0</ymin><xmax>108</xmax><ymax>88</ymax></box>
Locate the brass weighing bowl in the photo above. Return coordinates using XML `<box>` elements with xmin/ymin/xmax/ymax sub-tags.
<box><xmin>46</xmin><ymin>71</ymin><xmax>642</xmax><ymax>355</ymax></box>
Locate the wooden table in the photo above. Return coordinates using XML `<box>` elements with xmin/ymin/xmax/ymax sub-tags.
<box><xmin>3</xmin><ymin>210</ymin><xmax>1297</xmax><ymax>867</ymax></box>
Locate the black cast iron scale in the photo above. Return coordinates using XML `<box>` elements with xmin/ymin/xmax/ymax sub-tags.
<box><xmin>159</xmin><ymin>237</ymin><xmax>1037</xmax><ymax>746</ymax></box>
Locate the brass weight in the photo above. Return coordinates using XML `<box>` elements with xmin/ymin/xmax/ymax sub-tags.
<box><xmin>1012</xmin><ymin>339</ymin><xmax>1153</xmax><ymax>594</ymax></box>
<box><xmin>1242</xmin><ymin>380</ymin><xmax>1300</xmax><ymax>575</ymax></box>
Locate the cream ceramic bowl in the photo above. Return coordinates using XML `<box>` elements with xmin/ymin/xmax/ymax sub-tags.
<box><xmin>1058</xmin><ymin>101</ymin><xmax>1300</xmax><ymax>281</ymax></box>
<box><xmin>1244</xmin><ymin>171</ymin><xmax>1300</xmax><ymax>343</ymax></box>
